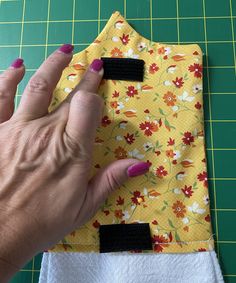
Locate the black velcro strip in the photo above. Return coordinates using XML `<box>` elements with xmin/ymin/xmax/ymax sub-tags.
<box><xmin>101</xmin><ymin>57</ymin><xmax>145</xmax><ymax>82</ymax></box>
<box><xmin>99</xmin><ymin>223</ymin><xmax>153</xmax><ymax>253</ymax></box>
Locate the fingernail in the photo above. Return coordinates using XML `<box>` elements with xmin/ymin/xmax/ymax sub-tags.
<box><xmin>127</xmin><ymin>162</ymin><xmax>150</xmax><ymax>177</ymax></box>
<box><xmin>11</xmin><ymin>58</ymin><xmax>24</xmax><ymax>68</ymax></box>
<box><xmin>58</xmin><ymin>44</ymin><xmax>74</xmax><ymax>54</ymax></box>
<box><xmin>90</xmin><ymin>59</ymin><xmax>103</xmax><ymax>72</ymax></box>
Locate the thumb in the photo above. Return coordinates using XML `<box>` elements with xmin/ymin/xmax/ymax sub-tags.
<box><xmin>75</xmin><ymin>159</ymin><xmax>150</xmax><ymax>225</ymax></box>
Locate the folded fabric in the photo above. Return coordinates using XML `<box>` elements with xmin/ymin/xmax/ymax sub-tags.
<box><xmin>39</xmin><ymin>251</ymin><xmax>224</xmax><ymax>283</ymax></box>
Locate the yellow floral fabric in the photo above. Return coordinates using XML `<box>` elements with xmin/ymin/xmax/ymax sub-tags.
<box><xmin>50</xmin><ymin>11</ymin><xmax>214</xmax><ymax>253</ymax></box>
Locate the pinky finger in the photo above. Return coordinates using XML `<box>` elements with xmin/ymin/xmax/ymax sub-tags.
<box><xmin>0</xmin><ymin>58</ymin><xmax>25</xmax><ymax>123</ymax></box>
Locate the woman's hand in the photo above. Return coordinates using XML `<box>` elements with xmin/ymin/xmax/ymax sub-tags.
<box><xmin>0</xmin><ymin>44</ymin><xmax>149</xmax><ymax>282</ymax></box>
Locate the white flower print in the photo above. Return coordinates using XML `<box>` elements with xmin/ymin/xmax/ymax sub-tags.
<box><xmin>117</xmin><ymin>102</ymin><xmax>124</xmax><ymax>110</ymax></box>
<box><xmin>64</xmin><ymin>87</ymin><xmax>72</xmax><ymax>93</ymax></box>
<box><xmin>115</xmin><ymin>135</ymin><xmax>123</xmax><ymax>141</ymax></box>
<box><xmin>122</xmin><ymin>210</ymin><xmax>130</xmax><ymax>220</ymax></box>
<box><xmin>192</xmin><ymin>84</ymin><xmax>202</xmax><ymax>94</ymax></box>
<box><xmin>124</xmin><ymin>48</ymin><xmax>139</xmax><ymax>59</ymax></box>
<box><xmin>176</xmin><ymin>172</ymin><xmax>187</xmax><ymax>181</ymax></box>
<box><xmin>178</xmin><ymin>91</ymin><xmax>195</xmax><ymax>102</ymax></box>
<box><xmin>203</xmin><ymin>195</ymin><xmax>209</xmax><ymax>205</ymax></box>
<box><xmin>173</xmin><ymin>188</ymin><xmax>181</xmax><ymax>194</ymax></box>
<box><xmin>188</xmin><ymin>202</ymin><xmax>206</xmax><ymax>214</ymax></box>
<box><xmin>167</xmin><ymin>65</ymin><xmax>177</xmax><ymax>74</ymax></box>
<box><xmin>164</xmin><ymin>80</ymin><xmax>172</xmax><ymax>86</ymax></box>
<box><xmin>114</xmin><ymin>20</ymin><xmax>124</xmax><ymax>29</ymax></box>
<box><xmin>143</xmin><ymin>142</ymin><xmax>153</xmax><ymax>151</ymax></box>
<box><xmin>137</xmin><ymin>42</ymin><xmax>147</xmax><ymax>51</ymax></box>
<box><xmin>173</xmin><ymin>150</ymin><xmax>181</xmax><ymax>160</ymax></box>
<box><xmin>112</xmin><ymin>36</ymin><xmax>119</xmax><ymax>42</ymax></box>
<box><xmin>164</xmin><ymin>47</ymin><xmax>172</xmax><ymax>55</ymax></box>
<box><xmin>182</xmin><ymin>217</ymin><xmax>189</xmax><ymax>224</ymax></box>
<box><xmin>172</xmin><ymin>105</ymin><xmax>179</xmax><ymax>112</ymax></box>
<box><xmin>128</xmin><ymin>148</ymin><xmax>145</xmax><ymax>159</ymax></box>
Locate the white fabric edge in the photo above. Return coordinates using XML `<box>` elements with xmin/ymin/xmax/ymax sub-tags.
<box><xmin>39</xmin><ymin>251</ymin><xmax>224</xmax><ymax>283</ymax></box>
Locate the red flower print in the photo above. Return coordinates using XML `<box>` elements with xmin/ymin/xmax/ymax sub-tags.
<box><xmin>103</xmin><ymin>210</ymin><xmax>110</xmax><ymax>216</ymax></box>
<box><xmin>163</xmin><ymin>91</ymin><xmax>177</xmax><ymax>106</ymax></box>
<box><xmin>149</xmin><ymin>63</ymin><xmax>159</xmax><ymax>74</ymax></box>
<box><xmin>110</xmin><ymin>47</ymin><xmax>123</xmax><ymax>58</ymax></box>
<box><xmin>131</xmin><ymin>190</ymin><xmax>145</xmax><ymax>205</ymax></box>
<box><xmin>152</xmin><ymin>220</ymin><xmax>158</xmax><ymax>225</ymax></box>
<box><xmin>188</xmin><ymin>63</ymin><xmax>203</xmax><ymax>78</ymax></box>
<box><xmin>120</xmin><ymin>33</ymin><xmax>130</xmax><ymax>45</ymax></box>
<box><xmin>116</xmin><ymin>196</ymin><xmax>124</xmax><ymax>206</ymax></box>
<box><xmin>114</xmin><ymin>209</ymin><xmax>124</xmax><ymax>219</ymax></box>
<box><xmin>101</xmin><ymin>115</ymin><xmax>111</xmax><ymax>127</ymax></box>
<box><xmin>124</xmin><ymin>133</ymin><xmax>135</xmax><ymax>144</ymax></box>
<box><xmin>114</xmin><ymin>146</ymin><xmax>127</xmax><ymax>159</ymax></box>
<box><xmin>181</xmin><ymin>185</ymin><xmax>194</xmax><ymax>198</ymax></box>
<box><xmin>182</xmin><ymin>131</ymin><xmax>194</xmax><ymax>145</ymax></box>
<box><xmin>198</xmin><ymin>248</ymin><xmax>207</xmax><ymax>252</ymax></box>
<box><xmin>139</xmin><ymin>121</ymin><xmax>158</xmax><ymax>136</ymax></box>
<box><xmin>126</xmin><ymin>85</ymin><xmax>138</xmax><ymax>97</ymax></box>
<box><xmin>112</xmin><ymin>90</ymin><xmax>120</xmax><ymax>98</ymax></box>
<box><xmin>93</xmin><ymin>220</ymin><xmax>100</xmax><ymax>228</ymax></box>
<box><xmin>197</xmin><ymin>171</ymin><xmax>208</xmax><ymax>188</ymax></box>
<box><xmin>167</xmin><ymin>137</ymin><xmax>175</xmax><ymax>146</ymax></box>
<box><xmin>152</xmin><ymin>235</ymin><xmax>169</xmax><ymax>253</ymax></box>
<box><xmin>155</xmin><ymin>150</ymin><xmax>161</xmax><ymax>156</ymax></box>
<box><xmin>155</xmin><ymin>166</ymin><xmax>168</xmax><ymax>178</ymax></box>
<box><xmin>172</xmin><ymin>77</ymin><xmax>184</xmax><ymax>88</ymax></box>
<box><xmin>144</xmin><ymin>109</ymin><xmax>150</xmax><ymax>113</ymax></box>
<box><xmin>195</xmin><ymin>102</ymin><xmax>202</xmax><ymax>109</ymax></box>
<box><xmin>205</xmin><ymin>214</ymin><xmax>211</xmax><ymax>222</ymax></box>
<box><xmin>110</xmin><ymin>101</ymin><xmax>118</xmax><ymax>109</ymax></box>
<box><xmin>172</xmin><ymin>200</ymin><xmax>186</xmax><ymax>218</ymax></box>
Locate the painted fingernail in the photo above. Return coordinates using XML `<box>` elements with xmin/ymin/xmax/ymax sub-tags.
<box><xmin>90</xmin><ymin>59</ymin><xmax>103</xmax><ymax>72</ymax></box>
<box><xmin>58</xmin><ymin>44</ymin><xmax>74</xmax><ymax>54</ymax></box>
<box><xmin>11</xmin><ymin>58</ymin><xmax>24</xmax><ymax>68</ymax></box>
<box><xmin>127</xmin><ymin>162</ymin><xmax>150</xmax><ymax>177</ymax></box>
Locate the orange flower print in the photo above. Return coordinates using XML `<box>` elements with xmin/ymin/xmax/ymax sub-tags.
<box><xmin>110</xmin><ymin>101</ymin><xmax>118</xmax><ymax>108</ymax></box>
<box><xmin>181</xmin><ymin>185</ymin><xmax>194</xmax><ymax>198</ymax></box>
<box><xmin>163</xmin><ymin>91</ymin><xmax>176</xmax><ymax>106</ymax></box>
<box><xmin>120</xmin><ymin>33</ymin><xmax>130</xmax><ymax>45</ymax></box>
<box><xmin>149</xmin><ymin>63</ymin><xmax>159</xmax><ymax>74</ymax></box>
<box><xmin>155</xmin><ymin>166</ymin><xmax>168</xmax><ymax>178</ymax></box>
<box><xmin>152</xmin><ymin>234</ymin><xmax>170</xmax><ymax>253</ymax></box>
<box><xmin>111</xmin><ymin>47</ymin><xmax>123</xmax><ymax>58</ymax></box>
<box><xmin>166</xmin><ymin>149</ymin><xmax>174</xmax><ymax>158</ymax></box>
<box><xmin>188</xmin><ymin>63</ymin><xmax>203</xmax><ymax>78</ymax></box>
<box><xmin>172</xmin><ymin>77</ymin><xmax>184</xmax><ymax>88</ymax></box>
<box><xmin>158</xmin><ymin>46</ymin><xmax>165</xmax><ymax>54</ymax></box>
<box><xmin>139</xmin><ymin>121</ymin><xmax>158</xmax><ymax>136</ymax></box>
<box><xmin>114</xmin><ymin>146</ymin><xmax>127</xmax><ymax>159</ymax></box>
<box><xmin>124</xmin><ymin>133</ymin><xmax>135</xmax><ymax>144</ymax></box>
<box><xmin>172</xmin><ymin>201</ymin><xmax>186</xmax><ymax>218</ymax></box>
<box><xmin>131</xmin><ymin>190</ymin><xmax>145</xmax><ymax>205</ymax></box>
<box><xmin>182</xmin><ymin>131</ymin><xmax>194</xmax><ymax>145</ymax></box>
<box><xmin>101</xmin><ymin>115</ymin><xmax>111</xmax><ymax>127</ymax></box>
<box><xmin>114</xmin><ymin>209</ymin><xmax>124</xmax><ymax>219</ymax></box>
<box><xmin>126</xmin><ymin>85</ymin><xmax>138</xmax><ymax>97</ymax></box>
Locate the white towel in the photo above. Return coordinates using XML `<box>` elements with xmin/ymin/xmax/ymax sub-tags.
<box><xmin>39</xmin><ymin>251</ymin><xmax>224</xmax><ymax>283</ymax></box>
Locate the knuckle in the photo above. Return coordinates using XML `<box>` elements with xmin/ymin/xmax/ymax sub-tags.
<box><xmin>28</xmin><ymin>75</ymin><xmax>50</xmax><ymax>94</ymax></box>
<box><xmin>75</xmin><ymin>90</ymin><xmax>103</xmax><ymax>108</ymax></box>
<box><xmin>105</xmin><ymin>170</ymin><xmax>121</xmax><ymax>193</ymax></box>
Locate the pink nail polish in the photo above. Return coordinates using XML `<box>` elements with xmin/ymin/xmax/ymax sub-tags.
<box><xmin>58</xmin><ymin>44</ymin><xmax>74</xmax><ymax>54</ymax></box>
<box><xmin>11</xmin><ymin>58</ymin><xmax>24</xmax><ymax>68</ymax></box>
<box><xmin>127</xmin><ymin>162</ymin><xmax>150</xmax><ymax>177</ymax></box>
<box><xmin>90</xmin><ymin>59</ymin><xmax>103</xmax><ymax>72</ymax></box>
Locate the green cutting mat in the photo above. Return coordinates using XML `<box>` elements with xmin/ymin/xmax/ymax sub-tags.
<box><xmin>0</xmin><ymin>0</ymin><xmax>235</xmax><ymax>282</ymax></box>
